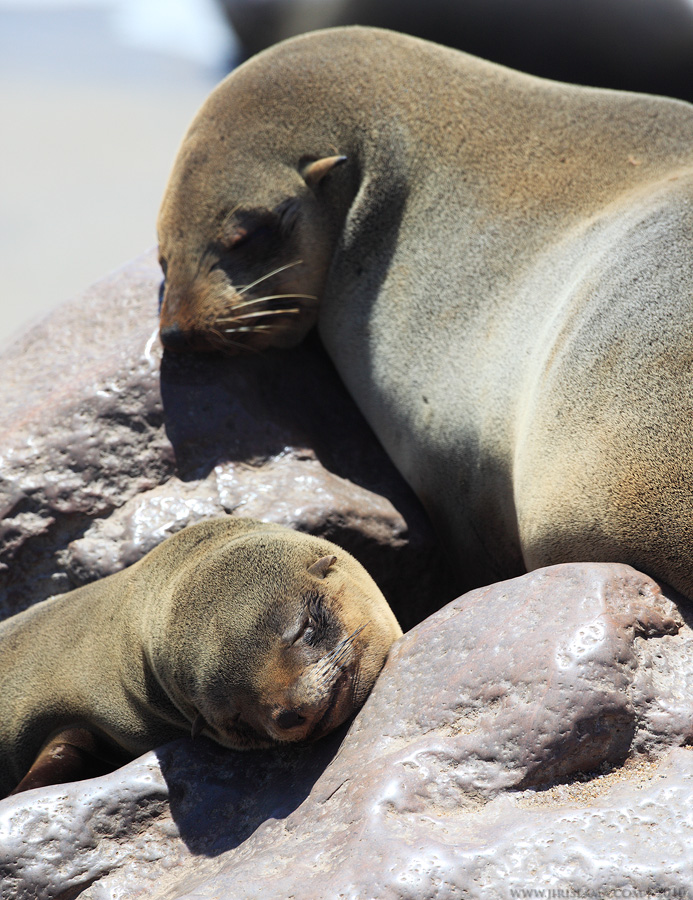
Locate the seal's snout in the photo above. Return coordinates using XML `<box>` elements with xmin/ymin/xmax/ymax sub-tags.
<box><xmin>274</xmin><ymin>709</ymin><xmax>306</xmax><ymax>731</ymax></box>
<box><xmin>269</xmin><ymin>703</ymin><xmax>334</xmax><ymax>742</ymax></box>
<box><xmin>159</xmin><ymin>322</ymin><xmax>221</xmax><ymax>354</ymax></box>
<box><xmin>159</xmin><ymin>323</ymin><xmax>191</xmax><ymax>353</ymax></box>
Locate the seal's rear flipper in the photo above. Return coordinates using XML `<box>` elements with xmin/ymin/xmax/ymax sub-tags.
<box><xmin>9</xmin><ymin>727</ymin><xmax>120</xmax><ymax>796</ymax></box>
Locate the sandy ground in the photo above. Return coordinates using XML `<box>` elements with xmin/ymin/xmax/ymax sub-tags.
<box><xmin>0</xmin><ymin>3</ymin><xmax>230</xmax><ymax>350</ymax></box>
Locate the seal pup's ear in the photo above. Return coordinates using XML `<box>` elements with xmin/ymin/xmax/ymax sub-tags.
<box><xmin>301</xmin><ymin>155</ymin><xmax>347</xmax><ymax>189</ymax></box>
<box><xmin>308</xmin><ymin>555</ymin><xmax>337</xmax><ymax>578</ymax></box>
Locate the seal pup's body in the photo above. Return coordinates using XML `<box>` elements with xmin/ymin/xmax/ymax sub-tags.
<box><xmin>0</xmin><ymin>517</ymin><xmax>401</xmax><ymax>797</ymax></box>
<box><xmin>157</xmin><ymin>28</ymin><xmax>693</xmax><ymax>600</ymax></box>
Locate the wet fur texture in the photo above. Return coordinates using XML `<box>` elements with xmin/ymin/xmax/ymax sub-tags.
<box><xmin>0</xmin><ymin>517</ymin><xmax>401</xmax><ymax>797</ymax></box>
<box><xmin>158</xmin><ymin>27</ymin><xmax>693</xmax><ymax>600</ymax></box>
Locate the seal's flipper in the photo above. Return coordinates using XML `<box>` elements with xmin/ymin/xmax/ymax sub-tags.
<box><xmin>9</xmin><ymin>727</ymin><xmax>119</xmax><ymax>796</ymax></box>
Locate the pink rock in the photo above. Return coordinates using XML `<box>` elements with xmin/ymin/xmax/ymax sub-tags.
<box><xmin>2</xmin><ymin>563</ymin><xmax>693</xmax><ymax>899</ymax></box>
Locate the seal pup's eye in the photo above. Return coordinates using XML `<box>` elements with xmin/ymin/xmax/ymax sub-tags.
<box><xmin>284</xmin><ymin>613</ymin><xmax>319</xmax><ymax>647</ymax></box>
<box><xmin>296</xmin><ymin>616</ymin><xmax>318</xmax><ymax>646</ymax></box>
<box><xmin>283</xmin><ymin>589</ymin><xmax>330</xmax><ymax>648</ymax></box>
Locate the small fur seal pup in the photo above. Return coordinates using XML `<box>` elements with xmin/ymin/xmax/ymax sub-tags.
<box><xmin>0</xmin><ymin>517</ymin><xmax>401</xmax><ymax>797</ymax></box>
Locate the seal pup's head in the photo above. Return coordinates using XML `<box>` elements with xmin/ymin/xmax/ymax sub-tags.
<box><xmin>148</xmin><ymin>520</ymin><xmax>402</xmax><ymax>748</ymax></box>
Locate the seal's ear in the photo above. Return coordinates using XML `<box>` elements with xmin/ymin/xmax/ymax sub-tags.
<box><xmin>308</xmin><ymin>555</ymin><xmax>337</xmax><ymax>578</ymax></box>
<box><xmin>301</xmin><ymin>155</ymin><xmax>347</xmax><ymax>189</ymax></box>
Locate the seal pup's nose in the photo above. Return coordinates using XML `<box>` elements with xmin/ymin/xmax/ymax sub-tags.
<box><xmin>274</xmin><ymin>709</ymin><xmax>307</xmax><ymax>732</ymax></box>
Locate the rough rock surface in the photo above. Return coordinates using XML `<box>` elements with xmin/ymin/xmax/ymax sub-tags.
<box><xmin>2</xmin><ymin>255</ymin><xmax>693</xmax><ymax>898</ymax></box>
<box><xmin>0</xmin><ymin>250</ymin><xmax>455</xmax><ymax>632</ymax></box>
<box><xmin>2</xmin><ymin>563</ymin><xmax>693</xmax><ymax>899</ymax></box>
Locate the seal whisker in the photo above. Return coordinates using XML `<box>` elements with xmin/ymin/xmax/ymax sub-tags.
<box><xmin>224</xmin><ymin>322</ymin><xmax>302</xmax><ymax>335</ymax></box>
<box><xmin>223</xmin><ymin>325</ymin><xmax>279</xmax><ymax>334</ymax></box>
<box><xmin>350</xmin><ymin>664</ymin><xmax>362</xmax><ymax>706</ymax></box>
<box><xmin>236</xmin><ymin>259</ymin><xmax>304</xmax><ymax>295</ymax></box>
<box><xmin>318</xmin><ymin>623</ymin><xmax>368</xmax><ymax>674</ymax></box>
<box><xmin>207</xmin><ymin>328</ymin><xmax>262</xmax><ymax>354</ymax></box>
<box><xmin>222</xmin><ymin>293</ymin><xmax>318</xmax><ymax>315</ymax></box>
<box><xmin>220</xmin><ymin>308</ymin><xmax>302</xmax><ymax>325</ymax></box>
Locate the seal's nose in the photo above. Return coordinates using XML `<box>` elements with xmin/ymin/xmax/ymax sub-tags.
<box><xmin>159</xmin><ymin>323</ymin><xmax>190</xmax><ymax>352</ymax></box>
<box><xmin>275</xmin><ymin>709</ymin><xmax>306</xmax><ymax>732</ymax></box>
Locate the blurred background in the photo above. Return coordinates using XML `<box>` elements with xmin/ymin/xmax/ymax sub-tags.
<box><xmin>3</xmin><ymin>0</ymin><xmax>693</xmax><ymax>350</ymax></box>
<box><xmin>0</xmin><ymin>0</ymin><xmax>236</xmax><ymax>349</ymax></box>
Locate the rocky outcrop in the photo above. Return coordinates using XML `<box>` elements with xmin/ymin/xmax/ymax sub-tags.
<box><xmin>1</xmin><ymin>254</ymin><xmax>692</xmax><ymax>898</ymax></box>
<box><xmin>2</xmin><ymin>562</ymin><xmax>693</xmax><ymax>899</ymax></box>
<box><xmin>0</xmin><ymin>250</ymin><xmax>455</xmax><ymax>632</ymax></box>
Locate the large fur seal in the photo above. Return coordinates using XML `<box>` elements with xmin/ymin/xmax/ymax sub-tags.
<box><xmin>0</xmin><ymin>517</ymin><xmax>401</xmax><ymax>797</ymax></box>
<box><xmin>157</xmin><ymin>27</ymin><xmax>693</xmax><ymax>602</ymax></box>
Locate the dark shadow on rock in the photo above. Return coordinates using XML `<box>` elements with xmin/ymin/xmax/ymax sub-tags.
<box><xmin>160</xmin><ymin>334</ymin><xmax>459</xmax><ymax>631</ymax></box>
<box><xmin>0</xmin><ymin>510</ymin><xmax>103</xmax><ymax>616</ymax></box>
<box><xmin>160</xmin><ymin>330</ymin><xmax>431</xmax><ymax>529</ymax></box>
<box><xmin>160</xmin><ymin>333</ymin><xmax>387</xmax><ymax>482</ymax></box>
<box><xmin>660</xmin><ymin>580</ymin><xmax>693</xmax><ymax>628</ymax></box>
<box><xmin>156</xmin><ymin>726</ymin><xmax>348</xmax><ymax>857</ymax></box>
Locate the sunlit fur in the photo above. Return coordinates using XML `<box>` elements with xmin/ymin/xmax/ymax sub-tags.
<box><xmin>157</xmin><ymin>27</ymin><xmax>693</xmax><ymax>607</ymax></box>
<box><xmin>0</xmin><ymin>518</ymin><xmax>402</xmax><ymax>796</ymax></box>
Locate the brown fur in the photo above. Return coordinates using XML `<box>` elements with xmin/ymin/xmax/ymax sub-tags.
<box><xmin>0</xmin><ymin>517</ymin><xmax>401</xmax><ymax>797</ymax></box>
<box><xmin>158</xmin><ymin>27</ymin><xmax>693</xmax><ymax>602</ymax></box>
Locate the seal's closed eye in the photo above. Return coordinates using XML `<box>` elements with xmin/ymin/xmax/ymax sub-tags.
<box><xmin>284</xmin><ymin>614</ymin><xmax>317</xmax><ymax>646</ymax></box>
<box><xmin>224</xmin><ymin>211</ymin><xmax>279</xmax><ymax>251</ymax></box>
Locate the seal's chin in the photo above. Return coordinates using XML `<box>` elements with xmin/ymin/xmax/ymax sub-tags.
<box><xmin>205</xmin><ymin>672</ymin><xmax>353</xmax><ymax>750</ymax></box>
<box><xmin>211</xmin><ymin>713</ymin><xmax>277</xmax><ymax>750</ymax></box>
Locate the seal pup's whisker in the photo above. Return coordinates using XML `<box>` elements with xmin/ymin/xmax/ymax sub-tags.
<box><xmin>223</xmin><ymin>325</ymin><xmax>288</xmax><ymax>336</ymax></box>
<box><xmin>224</xmin><ymin>321</ymin><xmax>299</xmax><ymax>334</ymax></box>
<box><xmin>350</xmin><ymin>664</ymin><xmax>363</xmax><ymax>706</ymax></box>
<box><xmin>236</xmin><ymin>259</ymin><xmax>304</xmax><ymax>296</ymax></box>
<box><xmin>317</xmin><ymin>623</ymin><xmax>368</xmax><ymax>675</ymax></box>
